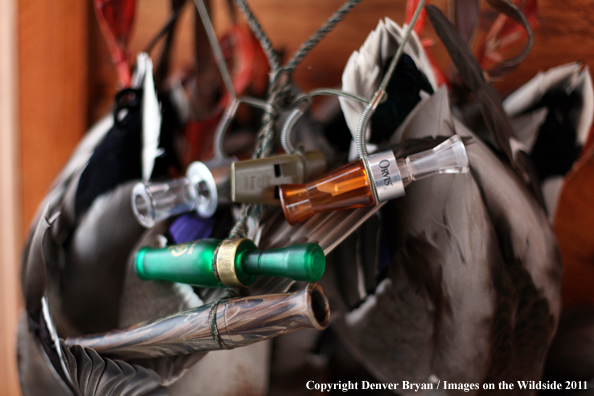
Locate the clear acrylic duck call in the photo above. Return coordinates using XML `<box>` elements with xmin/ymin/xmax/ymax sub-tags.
<box><xmin>131</xmin><ymin>159</ymin><xmax>231</xmax><ymax>228</ymax></box>
<box><xmin>279</xmin><ymin>135</ymin><xmax>469</xmax><ymax>225</ymax></box>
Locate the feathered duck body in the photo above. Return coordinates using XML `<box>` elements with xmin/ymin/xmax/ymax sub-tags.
<box><xmin>17</xmin><ymin>81</ymin><xmax>216</xmax><ymax>395</ymax></box>
<box><xmin>326</xmin><ymin>13</ymin><xmax>561</xmax><ymax>390</ymax></box>
<box><xmin>18</xmin><ymin>11</ymin><xmax>564</xmax><ymax>396</ymax></box>
<box><xmin>19</xmin><ymin>86</ymin><xmax>562</xmax><ymax>396</ymax></box>
<box><xmin>320</xmin><ymin>88</ymin><xmax>561</xmax><ymax>395</ymax></box>
<box><xmin>17</xmin><ymin>81</ymin><xmax>275</xmax><ymax>394</ymax></box>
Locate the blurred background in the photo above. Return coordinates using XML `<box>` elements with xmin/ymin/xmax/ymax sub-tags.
<box><xmin>2</xmin><ymin>0</ymin><xmax>594</xmax><ymax>394</ymax></box>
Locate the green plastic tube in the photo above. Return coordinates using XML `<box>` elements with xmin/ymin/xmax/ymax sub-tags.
<box><xmin>135</xmin><ymin>238</ymin><xmax>325</xmax><ymax>288</ymax></box>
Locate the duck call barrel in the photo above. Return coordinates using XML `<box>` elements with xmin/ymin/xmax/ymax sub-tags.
<box><xmin>64</xmin><ymin>283</ymin><xmax>331</xmax><ymax>359</ymax></box>
<box><xmin>279</xmin><ymin>135</ymin><xmax>469</xmax><ymax>225</ymax></box>
<box><xmin>279</xmin><ymin>159</ymin><xmax>375</xmax><ymax>225</ymax></box>
<box><xmin>135</xmin><ymin>239</ymin><xmax>223</xmax><ymax>287</ymax></box>
<box><xmin>135</xmin><ymin>238</ymin><xmax>326</xmax><ymax>288</ymax></box>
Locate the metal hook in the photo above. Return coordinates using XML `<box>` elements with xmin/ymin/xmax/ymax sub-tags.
<box><xmin>212</xmin><ymin>96</ymin><xmax>268</xmax><ymax>161</ymax></box>
<box><xmin>280</xmin><ymin>98</ymin><xmax>311</xmax><ymax>154</ymax></box>
<box><xmin>279</xmin><ymin>88</ymin><xmax>370</xmax><ymax>155</ymax></box>
<box><xmin>355</xmin><ymin>0</ymin><xmax>427</xmax><ymax>161</ymax></box>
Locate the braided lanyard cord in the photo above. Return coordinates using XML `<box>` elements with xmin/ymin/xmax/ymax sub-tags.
<box><xmin>227</xmin><ymin>0</ymin><xmax>364</xmax><ymax>239</ymax></box>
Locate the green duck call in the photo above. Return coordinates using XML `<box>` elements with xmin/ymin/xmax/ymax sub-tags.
<box><xmin>135</xmin><ymin>238</ymin><xmax>325</xmax><ymax>288</ymax></box>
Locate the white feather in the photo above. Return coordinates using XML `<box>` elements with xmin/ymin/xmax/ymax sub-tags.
<box><xmin>503</xmin><ymin>62</ymin><xmax>594</xmax><ymax>146</ymax></box>
<box><xmin>172</xmin><ymin>283</ymin><xmax>204</xmax><ymax>309</ymax></box>
<box><xmin>339</xmin><ymin>18</ymin><xmax>438</xmax><ymax>160</ymax></box>
<box><xmin>131</xmin><ymin>53</ymin><xmax>147</xmax><ymax>88</ymax></box>
<box><xmin>137</xmin><ymin>53</ymin><xmax>163</xmax><ymax>181</ymax></box>
<box><xmin>502</xmin><ymin>63</ymin><xmax>594</xmax><ymax>216</ymax></box>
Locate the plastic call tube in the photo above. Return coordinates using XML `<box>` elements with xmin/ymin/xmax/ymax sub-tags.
<box><xmin>279</xmin><ymin>135</ymin><xmax>469</xmax><ymax>225</ymax></box>
<box><xmin>135</xmin><ymin>238</ymin><xmax>326</xmax><ymax>288</ymax></box>
<box><xmin>132</xmin><ymin>159</ymin><xmax>231</xmax><ymax>228</ymax></box>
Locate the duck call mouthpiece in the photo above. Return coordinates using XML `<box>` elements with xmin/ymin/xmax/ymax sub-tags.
<box><xmin>279</xmin><ymin>135</ymin><xmax>469</xmax><ymax>225</ymax></box>
<box><xmin>231</xmin><ymin>150</ymin><xmax>327</xmax><ymax>205</ymax></box>
<box><xmin>64</xmin><ymin>283</ymin><xmax>330</xmax><ymax>359</ymax></box>
<box><xmin>135</xmin><ymin>238</ymin><xmax>325</xmax><ymax>288</ymax></box>
<box><xmin>131</xmin><ymin>159</ymin><xmax>231</xmax><ymax>227</ymax></box>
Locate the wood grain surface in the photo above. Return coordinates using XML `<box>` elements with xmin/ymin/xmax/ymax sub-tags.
<box><xmin>0</xmin><ymin>0</ymin><xmax>20</xmax><ymax>395</ymax></box>
<box><xmin>19</xmin><ymin>0</ymin><xmax>89</xmax><ymax>234</ymax></box>
<box><xmin>65</xmin><ymin>283</ymin><xmax>330</xmax><ymax>359</ymax></box>
<box><xmin>554</xmin><ymin>145</ymin><xmax>594</xmax><ymax>309</ymax></box>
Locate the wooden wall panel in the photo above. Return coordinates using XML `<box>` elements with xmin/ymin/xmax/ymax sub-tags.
<box><xmin>0</xmin><ymin>0</ymin><xmax>21</xmax><ymax>393</ymax></box>
<box><xmin>14</xmin><ymin>0</ymin><xmax>88</xmax><ymax>393</ymax></box>
<box><xmin>19</xmin><ymin>0</ymin><xmax>89</xmax><ymax>233</ymax></box>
